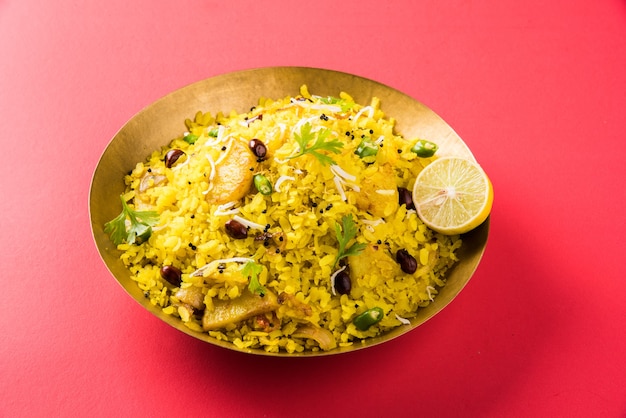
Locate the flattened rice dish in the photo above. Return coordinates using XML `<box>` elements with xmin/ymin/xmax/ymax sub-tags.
<box><xmin>105</xmin><ymin>86</ymin><xmax>462</xmax><ymax>353</ymax></box>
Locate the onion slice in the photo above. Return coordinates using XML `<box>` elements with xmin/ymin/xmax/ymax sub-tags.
<box><xmin>330</xmin><ymin>164</ymin><xmax>356</xmax><ymax>182</ymax></box>
<box><xmin>191</xmin><ymin>257</ymin><xmax>253</xmax><ymax>277</ymax></box>
<box><xmin>333</xmin><ymin>176</ymin><xmax>347</xmax><ymax>202</ymax></box>
<box><xmin>395</xmin><ymin>314</ymin><xmax>411</xmax><ymax>325</ymax></box>
<box><xmin>214</xmin><ymin>201</ymin><xmax>240</xmax><ymax>216</ymax></box>
<box><xmin>233</xmin><ymin>215</ymin><xmax>266</xmax><ymax>231</ymax></box>
<box><xmin>426</xmin><ymin>286</ymin><xmax>436</xmax><ymax>302</ymax></box>
<box><xmin>274</xmin><ymin>175</ymin><xmax>295</xmax><ymax>193</ymax></box>
<box><xmin>292</xmin><ymin>324</ymin><xmax>337</xmax><ymax>351</ymax></box>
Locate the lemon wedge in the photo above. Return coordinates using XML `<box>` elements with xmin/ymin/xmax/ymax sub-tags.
<box><xmin>412</xmin><ymin>157</ymin><xmax>493</xmax><ymax>235</ymax></box>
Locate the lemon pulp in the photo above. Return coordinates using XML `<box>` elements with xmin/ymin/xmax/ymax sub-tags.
<box><xmin>412</xmin><ymin>157</ymin><xmax>493</xmax><ymax>235</ymax></box>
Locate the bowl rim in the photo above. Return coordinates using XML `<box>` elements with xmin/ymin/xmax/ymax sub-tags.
<box><xmin>89</xmin><ymin>66</ymin><xmax>490</xmax><ymax>357</ymax></box>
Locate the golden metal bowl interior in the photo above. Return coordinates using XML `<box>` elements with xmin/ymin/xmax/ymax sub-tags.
<box><xmin>89</xmin><ymin>67</ymin><xmax>489</xmax><ymax>356</ymax></box>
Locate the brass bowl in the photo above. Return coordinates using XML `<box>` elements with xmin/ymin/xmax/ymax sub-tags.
<box><xmin>89</xmin><ymin>67</ymin><xmax>489</xmax><ymax>356</ymax></box>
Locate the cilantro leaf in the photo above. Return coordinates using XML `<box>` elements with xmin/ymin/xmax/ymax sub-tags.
<box><xmin>104</xmin><ymin>195</ymin><xmax>159</xmax><ymax>246</ymax></box>
<box><xmin>333</xmin><ymin>214</ymin><xmax>367</xmax><ymax>267</ymax></box>
<box><xmin>287</xmin><ymin>122</ymin><xmax>344</xmax><ymax>166</ymax></box>
<box><xmin>242</xmin><ymin>261</ymin><xmax>266</xmax><ymax>296</ymax></box>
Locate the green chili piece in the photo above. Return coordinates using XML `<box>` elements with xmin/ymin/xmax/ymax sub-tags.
<box><xmin>353</xmin><ymin>307</ymin><xmax>384</xmax><ymax>330</ymax></box>
<box><xmin>207</xmin><ymin>128</ymin><xmax>219</xmax><ymax>137</ymax></box>
<box><xmin>183</xmin><ymin>134</ymin><xmax>198</xmax><ymax>144</ymax></box>
<box><xmin>135</xmin><ymin>224</ymin><xmax>153</xmax><ymax>244</ymax></box>
<box><xmin>355</xmin><ymin>138</ymin><xmax>378</xmax><ymax>158</ymax></box>
<box><xmin>253</xmin><ymin>174</ymin><xmax>273</xmax><ymax>195</ymax></box>
<box><xmin>411</xmin><ymin>140</ymin><xmax>438</xmax><ymax>158</ymax></box>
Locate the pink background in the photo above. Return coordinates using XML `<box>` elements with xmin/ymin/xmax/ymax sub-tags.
<box><xmin>2</xmin><ymin>0</ymin><xmax>625</xmax><ymax>417</ymax></box>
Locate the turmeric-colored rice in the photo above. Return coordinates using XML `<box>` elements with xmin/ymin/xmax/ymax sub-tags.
<box><xmin>114</xmin><ymin>86</ymin><xmax>461</xmax><ymax>353</ymax></box>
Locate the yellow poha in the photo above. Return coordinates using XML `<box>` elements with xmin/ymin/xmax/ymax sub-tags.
<box><xmin>110</xmin><ymin>86</ymin><xmax>461</xmax><ymax>353</ymax></box>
